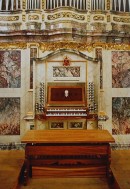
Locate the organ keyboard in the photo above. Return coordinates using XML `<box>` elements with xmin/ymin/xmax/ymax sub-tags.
<box><xmin>46</xmin><ymin>107</ymin><xmax>88</xmax><ymax>117</ymax></box>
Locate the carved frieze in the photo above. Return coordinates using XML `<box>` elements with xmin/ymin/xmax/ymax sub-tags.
<box><xmin>105</xmin><ymin>43</ymin><xmax>130</xmax><ymax>50</ymax></box>
<box><xmin>113</xmin><ymin>16</ymin><xmax>130</xmax><ymax>23</ymax></box>
<box><xmin>47</xmin><ymin>12</ymin><xmax>85</xmax><ymax>21</ymax></box>
<box><xmin>0</xmin><ymin>41</ymin><xmax>130</xmax><ymax>52</ymax></box>
<box><xmin>0</xmin><ymin>43</ymin><xmax>27</xmax><ymax>50</ymax></box>
<box><xmin>0</xmin><ymin>16</ymin><xmax>19</xmax><ymax>21</ymax></box>
<box><xmin>39</xmin><ymin>42</ymin><xmax>93</xmax><ymax>52</ymax></box>
<box><xmin>93</xmin><ymin>15</ymin><xmax>104</xmax><ymax>21</ymax></box>
<box><xmin>28</xmin><ymin>15</ymin><xmax>39</xmax><ymax>20</ymax></box>
<box><xmin>39</xmin><ymin>42</ymin><xmax>130</xmax><ymax>52</ymax></box>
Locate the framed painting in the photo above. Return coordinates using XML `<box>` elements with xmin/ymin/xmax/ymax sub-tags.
<box><xmin>68</xmin><ymin>120</ymin><xmax>86</xmax><ymax>129</ymax></box>
<box><xmin>49</xmin><ymin>121</ymin><xmax>65</xmax><ymax>129</ymax></box>
<box><xmin>47</xmin><ymin>85</ymin><xmax>85</xmax><ymax>106</ymax></box>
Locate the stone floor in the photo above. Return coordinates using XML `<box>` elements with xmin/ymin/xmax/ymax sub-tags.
<box><xmin>19</xmin><ymin>177</ymin><xmax>111</xmax><ymax>189</ymax></box>
<box><xmin>0</xmin><ymin>150</ymin><xmax>130</xmax><ymax>189</ymax></box>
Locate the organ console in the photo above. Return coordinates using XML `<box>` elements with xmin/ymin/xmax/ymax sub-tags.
<box><xmin>35</xmin><ymin>82</ymin><xmax>98</xmax><ymax>126</ymax></box>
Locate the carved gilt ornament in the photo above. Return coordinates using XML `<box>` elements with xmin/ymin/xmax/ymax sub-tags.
<box><xmin>93</xmin><ymin>15</ymin><xmax>104</xmax><ymax>21</ymax></box>
<box><xmin>47</xmin><ymin>12</ymin><xmax>85</xmax><ymax>21</ymax></box>
<box><xmin>0</xmin><ymin>43</ymin><xmax>27</xmax><ymax>50</ymax></box>
<box><xmin>0</xmin><ymin>42</ymin><xmax>130</xmax><ymax>51</ymax></box>
<box><xmin>0</xmin><ymin>16</ymin><xmax>19</xmax><ymax>21</ymax></box>
<box><xmin>28</xmin><ymin>15</ymin><xmax>39</xmax><ymax>20</ymax></box>
<box><xmin>39</xmin><ymin>42</ymin><xmax>130</xmax><ymax>52</ymax></box>
<box><xmin>113</xmin><ymin>16</ymin><xmax>130</xmax><ymax>23</ymax></box>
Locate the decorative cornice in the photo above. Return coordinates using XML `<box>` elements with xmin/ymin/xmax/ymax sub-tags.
<box><xmin>0</xmin><ymin>42</ymin><xmax>27</xmax><ymax>49</ymax></box>
<box><xmin>0</xmin><ymin>41</ymin><xmax>130</xmax><ymax>51</ymax></box>
<box><xmin>39</xmin><ymin>42</ymin><xmax>93</xmax><ymax>52</ymax></box>
<box><xmin>35</xmin><ymin>48</ymin><xmax>98</xmax><ymax>61</ymax></box>
<box><xmin>39</xmin><ymin>42</ymin><xmax>130</xmax><ymax>51</ymax></box>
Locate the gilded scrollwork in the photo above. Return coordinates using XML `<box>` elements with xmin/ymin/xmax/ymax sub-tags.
<box><xmin>0</xmin><ymin>43</ymin><xmax>27</xmax><ymax>50</ymax></box>
<box><xmin>47</xmin><ymin>12</ymin><xmax>85</xmax><ymax>21</ymax></box>
<box><xmin>28</xmin><ymin>15</ymin><xmax>39</xmax><ymax>20</ymax></box>
<box><xmin>0</xmin><ymin>41</ymin><xmax>130</xmax><ymax>52</ymax></box>
<box><xmin>0</xmin><ymin>16</ymin><xmax>19</xmax><ymax>21</ymax></box>
<box><xmin>39</xmin><ymin>42</ymin><xmax>130</xmax><ymax>52</ymax></box>
<box><xmin>113</xmin><ymin>16</ymin><xmax>130</xmax><ymax>23</ymax></box>
<box><xmin>105</xmin><ymin>43</ymin><xmax>130</xmax><ymax>50</ymax></box>
<box><xmin>93</xmin><ymin>15</ymin><xmax>104</xmax><ymax>21</ymax></box>
<box><xmin>39</xmin><ymin>42</ymin><xmax>92</xmax><ymax>52</ymax></box>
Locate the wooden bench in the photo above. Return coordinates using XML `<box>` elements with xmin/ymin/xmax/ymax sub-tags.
<box><xmin>21</xmin><ymin>130</ymin><xmax>115</xmax><ymax>185</ymax></box>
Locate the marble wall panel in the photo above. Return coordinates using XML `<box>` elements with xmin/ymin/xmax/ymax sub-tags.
<box><xmin>0</xmin><ymin>97</ymin><xmax>20</xmax><ymax>135</ymax></box>
<box><xmin>112</xmin><ymin>51</ymin><xmax>130</xmax><ymax>88</ymax></box>
<box><xmin>112</xmin><ymin>97</ymin><xmax>130</xmax><ymax>135</ymax></box>
<box><xmin>0</xmin><ymin>50</ymin><xmax>21</xmax><ymax>88</ymax></box>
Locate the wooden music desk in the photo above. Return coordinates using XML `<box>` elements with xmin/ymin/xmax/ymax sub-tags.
<box><xmin>21</xmin><ymin>129</ymin><xmax>115</xmax><ymax>185</ymax></box>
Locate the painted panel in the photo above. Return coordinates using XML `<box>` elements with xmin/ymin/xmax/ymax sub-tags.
<box><xmin>0</xmin><ymin>98</ymin><xmax>20</xmax><ymax>135</ymax></box>
<box><xmin>112</xmin><ymin>51</ymin><xmax>130</xmax><ymax>88</ymax></box>
<box><xmin>53</xmin><ymin>66</ymin><xmax>80</xmax><ymax>77</ymax></box>
<box><xmin>0</xmin><ymin>50</ymin><xmax>21</xmax><ymax>88</ymax></box>
<box><xmin>112</xmin><ymin>97</ymin><xmax>130</xmax><ymax>135</ymax></box>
